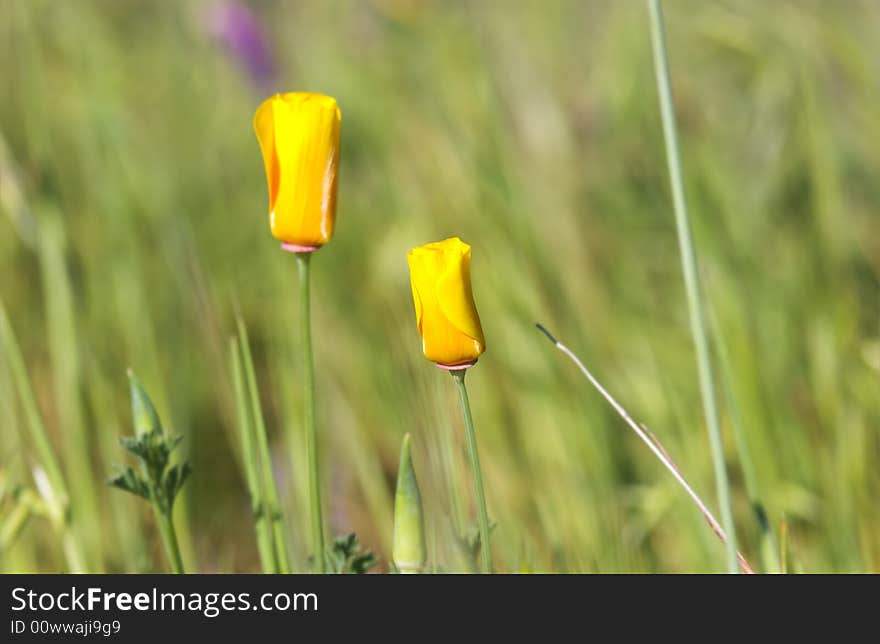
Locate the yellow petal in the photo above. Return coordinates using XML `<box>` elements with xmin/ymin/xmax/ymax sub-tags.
<box><xmin>436</xmin><ymin>239</ymin><xmax>484</xmax><ymax>345</ymax></box>
<box><xmin>409</xmin><ymin>268</ymin><xmax>424</xmax><ymax>338</ymax></box>
<box><xmin>407</xmin><ymin>238</ymin><xmax>485</xmax><ymax>366</ymax></box>
<box><xmin>253</xmin><ymin>95</ymin><xmax>280</xmax><ymax>212</ymax></box>
<box><xmin>253</xmin><ymin>92</ymin><xmax>341</xmax><ymax>247</ymax></box>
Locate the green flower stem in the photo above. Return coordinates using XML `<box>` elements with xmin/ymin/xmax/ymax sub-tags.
<box><xmin>451</xmin><ymin>369</ymin><xmax>492</xmax><ymax>573</ymax></box>
<box><xmin>297</xmin><ymin>252</ymin><xmax>325</xmax><ymax>573</ymax></box>
<box><xmin>151</xmin><ymin>499</ymin><xmax>184</xmax><ymax>574</ymax></box>
<box><xmin>647</xmin><ymin>0</ymin><xmax>738</xmax><ymax>573</ymax></box>
<box><xmin>237</xmin><ymin>319</ymin><xmax>291</xmax><ymax>573</ymax></box>
<box><xmin>134</xmin><ymin>432</ymin><xmax>184</xmax><ymax>574</ymax></box>
<box><xmin>230</xmin><ymin>337</ymin><xmax>277</xmax><ymax>573</ymax></box>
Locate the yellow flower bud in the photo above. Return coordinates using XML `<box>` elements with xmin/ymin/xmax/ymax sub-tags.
<box><xmin>253</xmin><ymin>92</ymin><xmax>341</xmax><ymax>248</ymax></box>
<box><xmin>407</xmin><ymin>237</ymin><xmax>485</xmax><ymax>367</ymax></box>
<box><xmin>393</xmin><ymin>434</ymin><xmax>426</xmax><ymax>574</ymax></box>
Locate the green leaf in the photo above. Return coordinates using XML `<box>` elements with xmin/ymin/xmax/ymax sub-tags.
<box><xmin>325</xmin><ymin>532</ymin><xmax>378</xmax><ymax>574</ymax></box>
<box><xmin>162</xmin><ymin>462</ymin><xmax>192</xmax><ymax>510</ymax></box>
<box><xmin>349</xmin><ymin>550</ymin><xmax>378</xmax><ymax>574</ymax></box>
<box><xmin>107</xmin><ymin>467</ymin><xmax>150</xmax><ymax>501</ymax></box>
<box><xmin>165</xmin><ymin>433</ymin><xmax>185</xmax><ymax>453</ymax></box>
<box><xmin>118</xmin><ymin>436</ymin><xmax>150</xmax><ymax>461</ymax></box>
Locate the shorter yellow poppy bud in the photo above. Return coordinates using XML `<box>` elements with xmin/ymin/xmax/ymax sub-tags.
<box><xmin>407</xmin><ymin>237</ymin><xmax>485</xmax><ymax>367</ymax></box>
<box><xmin>253</xmin><ymin>92</ymin><xmax>341</xmax><ymax>248</ymax></box>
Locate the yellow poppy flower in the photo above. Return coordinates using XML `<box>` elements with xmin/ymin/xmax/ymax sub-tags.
<box><xmin>253</xmin><ymin>92</ymin><xmax>341</xmax><ymax>248</ymax></box>
<box><xmin>407</xmin><ymin>237</ymin><xmax>486</xmax><ymax>367</ymax></box>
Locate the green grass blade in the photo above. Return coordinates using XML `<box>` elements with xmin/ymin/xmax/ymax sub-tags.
<box><xmin>710</xmin><ymin>306</ymin><xmax>780</xmax><ymax>573</ymax></box>
<box><xmin>230</xmin><ymin>335</ymin><xmax>278</xmax><ymax>573</ymax></box>
<box><xmin>235</xmin><ymin>315</ymin><xmax>291</xmax><ymax>573</ymax></box>
<box><xmin>647</xmin><ymin>0</ymin><xmax>739</xmax><ymax>573</ymax></box>
<box><xmin>0</xmin><ymin>298</ymin><xmax>67</xmax><ymax>498</ymax></box>
<box><xmin>0</xmin><ymin>302</ymin><xmax>85</xmax><ymax>572</ymax></box>
<box><xmin>37</xmin><ymin>209</ymin><xmax>103</xmax><ymax>570</ymax></box>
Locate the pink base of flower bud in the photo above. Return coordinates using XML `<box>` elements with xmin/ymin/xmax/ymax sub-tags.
<box><xmin>280</xmin><ymin>242</ymin><xmax>321</xmax><ymax>254</ymax></box>
<box><xmin>435</xmin><ymin>360</ymin><xmax>477</xmax><ymax>371</ymax></box>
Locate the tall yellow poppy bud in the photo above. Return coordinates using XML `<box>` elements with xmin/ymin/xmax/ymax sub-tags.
<box><xmin>407</xmin><ymin>237</ymin><xmax>486</xmax><ymax>368</ymax></box>
<box><xmin>253</xmin><ymin>92</ymin><xmax>341</xmax><ymax>249</ymax></box>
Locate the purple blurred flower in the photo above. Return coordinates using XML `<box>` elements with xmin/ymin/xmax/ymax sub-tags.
<box><xmin>208</xmin><ymin>1</ymin><xmax>277</xmax><ymax>91</ymax></box>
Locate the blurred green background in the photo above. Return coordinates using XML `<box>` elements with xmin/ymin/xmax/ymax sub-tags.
<box><xmin>1</xmin><ymin>0</ymin><xmax>878</xmax><ymax>573</ymax></box>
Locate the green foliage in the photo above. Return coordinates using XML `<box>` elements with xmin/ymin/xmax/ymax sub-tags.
<box><xmin>109</xmin><ymin>372</ymin><xmax>191</xmax><ymax>516</ymax></box>
<box><xmin>107</xmin><ymin>466</ymin><xmax>149</xmax><ymax>502</ymax></box>
<box><xmin>325</xmin><ymin>533</ymin><xmax>378</xmax><ymax>574</ymax></box>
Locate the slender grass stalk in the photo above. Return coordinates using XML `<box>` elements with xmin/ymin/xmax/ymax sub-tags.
<box><xmin>1</xmin><ymin>504</ymin><xmax>34</xmax><ymax>556</ymax></box>
<box><xmin>451</xmin><ymin>369</ymin><xmax>492</xmax><ymax>573</ymax></box>
<box><xmin>236</xmin><ymin>317</ymin><xmax>291</xmax><ymax>573</ymax></box>
<box><xmin>438</xmin><ymin>411</ymin><xmax>471</xmax><ymax>570</ymax></box>
<box><xmin>779</xmin><ymin>516</ymin><xmax>789</xmax><ymax>574</ymax></box>
<box><xmin>537</xmin><ymin>324</ymin><xmax>753</xmax><ymax>573</ymax></box>
<box><xmin>32</xmin><ymin>467</ymin><xmax>86</xmax><ymax>574</ymax></box>
<box><xmin>709</xmin><ymin>307</ymin><xmax>780</xmax><ymax>573</ymax></box>
<box><xmin>646</xmin><ymin>0</ymin><xmax>739</xmax><ymax>573</ymax></box>
<box><xmin>229</xmin><ymin>336</ymin><xmax>277</xmax><ymax>573</ymax></box>
<box><xmin>0</xmin><ymin>299</ymin><xmax>85</xmax><ymax>572</ymax></box>
<box><xmin>0</xmin><ymin>302</ymin><xmax>65</xmax><ymax>495</ymax></box>
<box><xmin>38</xmin><ymin>211</ymin><xmax>102</xmax><ymax>571</ymax></box>
<box><xmin>2</xmin><ymin>375</ymin><xmax>29</xmax><ymax>594</ymax></box>
<box><xmin>0</xmin><ymin>480</ymin><xmax>33</xmax><ymax>551</ymax></box>
<box><xmin>296</xmin><ymin>252</ymin><xmax>324</xmax><ymax>574</ymax></box>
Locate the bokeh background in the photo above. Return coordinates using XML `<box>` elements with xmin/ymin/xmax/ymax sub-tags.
<box><xmin>1</xmin><ymin>0</ymin><xmax>878</xmax><ymax>573</ymax></box>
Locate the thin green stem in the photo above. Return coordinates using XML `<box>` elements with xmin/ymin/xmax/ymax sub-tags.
<box><xmin>236</xmin><ymin>318</ymin><xmax>291</xmax><ymax>573</ymax></box>
<box><xmin>452</xmin><ymin>370</ymin><xmax>492</xmax><ymax>573</ymax></box>
<box><xmin>297</xmin><ymin>253</ymin><xmax>324</xmax><ymax>573</ymax></box>
<box><xmin>230</xmin><ymin>336</ymin><xmax>277</xmax><ymax>573</ymax></box>
<box><xmin>152</xmin><ymin>501</ymin><xmax>184</xmax><ymax>574</ymax></box>
<box><xmin>647</xmin><ymin>0</ymin><xmax>738</xmax><ymax>573</ymax></box>
<box><xmin>138</xmin><ymin>450</ymin><xmax>184</xmax><ymax>574</ymax></box>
